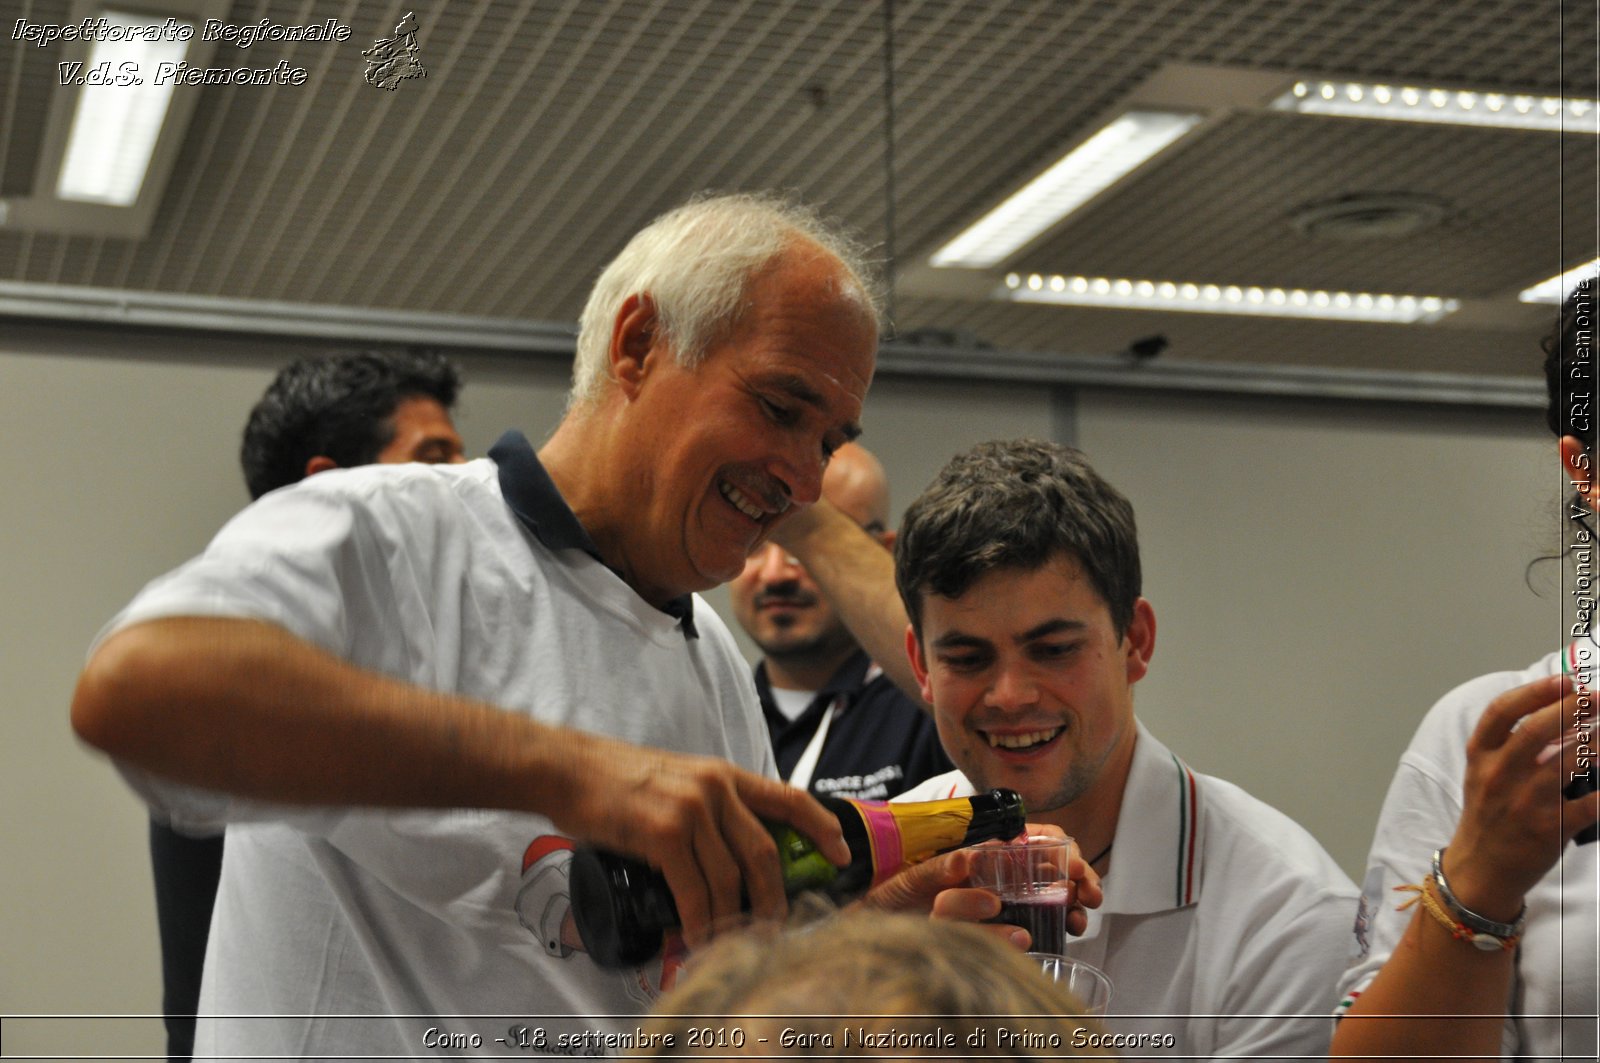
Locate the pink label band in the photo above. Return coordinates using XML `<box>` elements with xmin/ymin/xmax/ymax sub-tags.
<box><xmin>855</xmin><ymin>800</ymin><xmax>904</xmax><ymax>887</ymax></box>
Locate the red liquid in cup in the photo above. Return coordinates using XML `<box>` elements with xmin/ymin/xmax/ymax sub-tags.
<box><xmin>991</xmin><ymin>884</ymin><xmax>1074</xmax><ymax>955</ymax></box>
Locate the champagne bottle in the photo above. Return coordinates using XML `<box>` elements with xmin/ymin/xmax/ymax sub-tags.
<box><xmin>569</xmin><ymin>788</ymin><xmax>1026</xmax><ymax>968</ymax></box>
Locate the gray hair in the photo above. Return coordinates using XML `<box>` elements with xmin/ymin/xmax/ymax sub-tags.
<box><xmin>568</xmin><ymin>192</ymin><xmax>881</xmax><ymax>408</ymax></box>
<box><xmin>895</xmin><ymin>439</ymin><xmax>1142</xmax><ymax>640</ymax></box>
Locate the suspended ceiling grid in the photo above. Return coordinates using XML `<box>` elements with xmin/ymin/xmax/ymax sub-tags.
<box><xmin>0</xmin><ymin>0</ymin><xmax>1595</xmax><ymax>380</ymax></box>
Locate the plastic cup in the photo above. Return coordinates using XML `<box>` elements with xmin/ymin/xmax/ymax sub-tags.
<box><xmin>971</xmin><ymin>835</ymin><xmax>1074</xmax><ymax>954</ymax></box>
<box><xmin>1031</xmin><ymin>953</ymin><xmax>1113</xmax><ymax>1015</ymax></box>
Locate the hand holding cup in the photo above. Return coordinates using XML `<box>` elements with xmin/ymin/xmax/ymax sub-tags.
<box><xmin>971</xmin><ymin>834</ymin><xmax>1079</xmax><ymax>953</ymax></box>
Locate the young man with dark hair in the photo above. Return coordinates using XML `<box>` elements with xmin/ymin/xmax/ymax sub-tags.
<box><xmin>893</xmin><ymin>438</ymin><xmax>1356</xmax><ymax>1061</ymax></box>
<box><xmin>150</xmin><ymin>348</ymin><xmax>465</xmax><ymax>1063</ymax></box>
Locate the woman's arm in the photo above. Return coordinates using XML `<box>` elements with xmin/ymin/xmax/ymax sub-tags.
<box><xmin>1331</xmin><ymin>673</ymin><xmax>1597</xmax><ymax>1060</ymax></box>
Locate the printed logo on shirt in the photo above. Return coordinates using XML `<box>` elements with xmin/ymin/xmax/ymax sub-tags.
<box><xmin>812</xmin><ymin>764</ymin><xmax>903</xmax><ymax>800</ymax></box>
<box><xmin>514</xmin><ymin>834</ymin><xmax>680</xmax><ymax>1005</ymax></box>
<box><xmin>1353</xmin><ymin>865</ymin><xmax>1384</xmax><ymax>959</ymax></box>
<box><xmin>516</xmin><ymin>836</ymin><xmax>576</xmax><ymax>958</ymax></box>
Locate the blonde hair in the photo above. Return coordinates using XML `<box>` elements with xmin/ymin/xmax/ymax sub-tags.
<box><xmin>636</xmin><ymin>911</ymin><xmax>1112</xmax><ymax>1058</ymax></box>
<box><xmin>568</xmin><ymin>191</ymin><xmax>881</xmax><ymax>409</ymax></box>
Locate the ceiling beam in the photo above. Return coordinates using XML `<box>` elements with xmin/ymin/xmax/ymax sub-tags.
<box><xmin>0</xmin><ymin>280</ymin><xmax>1540</xmax><ymax>409</ymax></box>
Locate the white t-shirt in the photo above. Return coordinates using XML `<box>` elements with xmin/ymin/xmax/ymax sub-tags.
<box><xmin>1336</xmin><ymin>642</ymin><xmax>1600</xmax><ymax>1060</ymax></box>
<box><xmin>897</xmin><ymin>721</ymin><xmax>1357</xmax><ymax>1060</ymax></box>
<box><xmin>100</xmin><ymin>435</ymin><xmax>777</xmax><ymax>1058</ymax></box>
<box><xmin>768</xmin><ymin>685</ymin><xmax>815</xmax><ymax>722</ymax></box>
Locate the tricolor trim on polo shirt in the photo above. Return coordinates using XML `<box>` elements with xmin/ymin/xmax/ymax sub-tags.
<box><xmin>1173</xmin><ymin>753</ymin><xmax>1199</xmax><ymax>907</ymax></box>
<box><xmin>489</xmin><ymin>429</ymin><xmax>698</xmax><ymax>639</ymax></box>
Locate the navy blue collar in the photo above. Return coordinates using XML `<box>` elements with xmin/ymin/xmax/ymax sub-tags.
<box><xmin>489</xmin><ymin>430</ymin><xmax>697</xmax><ymax>639</ymax></box>
<box><xmin>755</xmin><ymin>648</ymin><xmax>871</xmax><ymax>705</ymax></box>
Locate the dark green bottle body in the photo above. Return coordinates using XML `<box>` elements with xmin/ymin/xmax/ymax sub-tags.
<box><xmin>570</xmin><ymin>788</ymin><xmax>1025</xmax><ymax>968</ymax></box>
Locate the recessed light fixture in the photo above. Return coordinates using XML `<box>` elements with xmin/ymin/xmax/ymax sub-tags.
<box><xmin>1271</xmin><ymin>79</ymin><xmax>1600</xmax><ymax>134</ymax></box>
<box><xmin>1002</xmin><ymin>273</ymin><xmax>1460</xmax><ymax>324</ymax></box>
<box><xmin>929</xmin><ymin>110</ymin><xmax>1202</xmax><ymax>269</ymax></box>
<box><xmin>1518</xmin><ymin>258</ymin><xmax>1600</xmax><ymax>304</ymax></box>
<box><xmin>56</xmin><ymin>10</ymin><xmax>192</xmax><ymax>206</ymax></box>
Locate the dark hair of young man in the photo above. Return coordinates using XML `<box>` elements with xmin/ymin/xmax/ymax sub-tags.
<box><xmin>893</xmin><ymin>438</ymin><xmax>1142</xmax><ymax>641</ymax></box>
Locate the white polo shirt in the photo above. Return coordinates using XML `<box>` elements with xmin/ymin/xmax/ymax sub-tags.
<box><xmin>896</xmin><ymin>720</ymin><xmax>1357</xmax><ymax>1059</ymax></box>
<box><xmin>100</xmin><ymin>432</ymin><xmax>777</xmax><ymax>1058</ymax></box>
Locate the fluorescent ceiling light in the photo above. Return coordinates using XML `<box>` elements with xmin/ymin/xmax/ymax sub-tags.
<box><xmin>929</xmin><ymin>110</ymin><xmax>1202</xmax><ymax>269</ymax></box>
<box><xmin>1003</xmin><ymin>272</ymin><xmax>1460</xmax><ymax>324</ymax></box>
<box><xmin>56</xmin><ymin>11</ymin><xmax>191</xmax><ymax>206</ymax></box>
<box><xmin>1519</xmin><ymin>259</ymin><xmax>1600</xmax><ymax>304</ymax></box>
<box><xmin>1272</xmin><ymin>79</ymin><xmax>1600</xmax><ymax>134</ymax></box>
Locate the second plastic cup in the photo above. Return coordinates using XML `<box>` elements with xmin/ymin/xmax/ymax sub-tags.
<box><xmin>1031</xmin><ymin>953</ymin><xmax>1113</xmax><ymax>1015</ymax></box>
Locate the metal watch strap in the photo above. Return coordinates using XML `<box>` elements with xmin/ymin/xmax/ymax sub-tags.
<box><xmin>1431</xmin><ymin>848</ymin><xmax>1527</xmax><ymax>940</ymax></box>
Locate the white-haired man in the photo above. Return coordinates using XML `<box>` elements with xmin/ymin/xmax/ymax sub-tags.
<box><xmin>72</xmin><ymin>194</ymin><xmax>880</xmax><ymax>1055</ymax></box>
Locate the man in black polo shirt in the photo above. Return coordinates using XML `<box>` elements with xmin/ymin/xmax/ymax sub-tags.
<box><xmin>730</xmin><ymin>443</ymin><xmax>950</xmax><ymax>800</ymax></box>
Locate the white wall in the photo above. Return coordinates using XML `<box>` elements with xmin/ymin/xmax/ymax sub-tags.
<box><xmin>0</xmin><ymin>325</ymin><xmax>577</xmax><ymax>1058</ymax></box>
<box><xmin>1075</xmin><ymin>388</ymin><xmax>1555</xmax><ymax>875</ymax></box>
<box><xmin>0</xmin><ymin>323</ymin><xmax>1557</xmax><ymax>1055</ymax></box>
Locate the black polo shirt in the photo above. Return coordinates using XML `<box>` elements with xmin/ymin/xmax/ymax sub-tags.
<box><xmin>757</xmin><ymin>649</ymin><xmax>952</xmax><ymax>801</ymax></box>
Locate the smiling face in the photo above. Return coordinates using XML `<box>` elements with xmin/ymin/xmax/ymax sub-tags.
<box><xmin>612</xmin><ymin>246</ymin><xmax>877</xmax><ymax>604</ymax></box>
<box><xmin>907</xmin><ymin>553</ymin><xmax>1154</xmax><ymax>820</ymax></box>
<box><xmin>731</xmin><ymin>539</ymin><xmax>856</xmax><ymax>669</ymax></box>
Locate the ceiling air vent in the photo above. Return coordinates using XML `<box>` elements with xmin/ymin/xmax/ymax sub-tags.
<box><xmin>1288</xmin><ymin>193</ymin><xmax>1453</xmax><ymax>241</ymax></box>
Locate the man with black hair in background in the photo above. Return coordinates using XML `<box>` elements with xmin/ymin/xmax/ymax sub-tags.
<box><xmin>150</xmin><ymin>348</ymin><xmax>464</xmax><ymax>1063</ymax></box>
<box><xmin>237</xmin><ymin>348</ymin><xmax>465</xmax><ymax>499</ymax></box>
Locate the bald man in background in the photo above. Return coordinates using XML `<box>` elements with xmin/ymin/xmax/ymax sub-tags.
<box><xmin>730</xmin><ymin>444</ymin><xmax>950</xmax><ymax>800</ymax></box>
